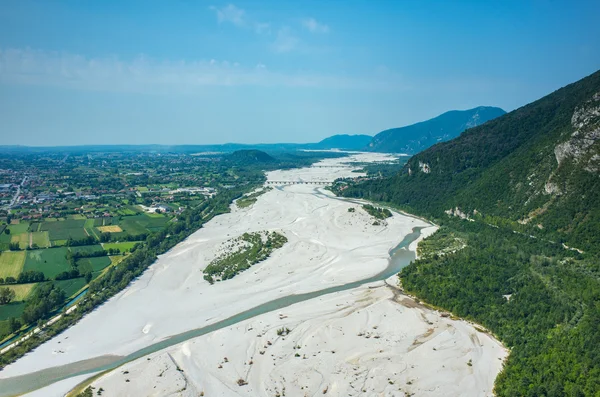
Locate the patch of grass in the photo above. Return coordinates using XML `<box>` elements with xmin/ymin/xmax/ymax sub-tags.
<box><xmin>97</xmin><ymin>225</ymin><xmax>122</xmax><ymax>233</ymax></box>
<box><xmin>236</xmin><ymin>187</ymin><xmax>272</xmax><ymax>209</ymax></box>
<box><xmin>102</xmin><ymin>242</ymin><xmax>139</xmax><ymax>253</ymax></box>
<box><xmin>7</xmin><ymin>223</ymin><xmax>30</xmax><ymax>235</ymax></box>
<box><xmin>6</xmin><ymin>283</ymin><xmax>37</xmax><ymax>301</ymax></box>
<box><xmin>69</xmin><ymin>245</ymin><xmax>105</xmax><ymax>255</ymax></box>
<box><xmin>204</xmin><ymin>231</ymin><xmax>287</xmax><ymax>284</ymax></box>
<box><xmin>0</xmin><ymin>302</ymin><xmax>26</xmax><ymax>321</ymax></box>
<box><xmin>54</xmin><ymin>278</ymin><xmax>87</xmax><ymax>297</ymax></box>
<box><xmin>40</xmin><ymin>219</ymin><xmax>87</xmax><ymax>241</ymax></box>
<box><xmin>76</xmin><ymin>257</ymin><xmax>111</xmax><ymax>274</ymax></box>
<box><xmin>24</xmin><ymin>247</ymin><xmax>71</xmax><ymax>279</ymax></box>
<box><xmin>68</xmin><ymin>214</ymin><xmax>86</xmax><ymax>220</ymax></box>
<box><xmin>10</xmin><ymin>233</ymin><xmax>30</xmax><ymax>249</ymax></box>
<box><xmin>109</xmin><ymin>255</ymin><xmax>126</xmax><ymax>266</ymax></box>
<box><xmin>31</xmin><ymin>231</ymin><xmax>50</xmax><ymax>248</ymax></box>
<box><xmin>119</xmin><ymin>214</ymin><xmax>169</xmax><ymax>235</ymax></box>
<box><xmin>0</xmin><ymin>251</ymin><xmax>26</xmax><ymax>279</ymax></box>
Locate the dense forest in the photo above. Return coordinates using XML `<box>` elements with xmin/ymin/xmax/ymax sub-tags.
<box><xmin>340</xmin><ymin>70</ymin><xmax>600</xmax><ymax>395</ymax></box>
<box><xmin>401</xmin><ymin>220</ymin><xmax>599</xmax><ymax>396</ymax></box>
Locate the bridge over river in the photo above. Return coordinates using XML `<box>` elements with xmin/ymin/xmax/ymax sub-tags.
<box><xmin>265</xmin><ymin>180</ymin><xmax>334</xmax><ymax>185</ymax></box>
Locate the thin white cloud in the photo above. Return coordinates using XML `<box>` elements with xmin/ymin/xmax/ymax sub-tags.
<box><xmin>254</xmin><ymin>22</ymin><xmax>271</xmax><ymax>35</ymax></box>
<box><xmin>210</xmin><ymin>4</ymin><xmax>245</xmax><ymax>27</ymax></box>
<box><xmin>210</xmin><ymin>4</ymin><xmax>271</xmax><ymax>35</ymax></box>
<box><xmin>273</xmin><ymin>27</ymin><xmax>299</xmax><ymax>53</ymax></box>
<box><xmin>0</xmin><ymin>48</ymin><xmax>384</xmax><ymax>92</ymax></box>
<box><xmin>302</xmin><ymin>18</ymin><xmax>329</xmax><ymax>34</ymax></box>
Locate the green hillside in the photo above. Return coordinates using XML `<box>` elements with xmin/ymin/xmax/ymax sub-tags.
<box><xmin>349</xmin><ymin>70</ymin><xmax>600</xmax><ymax>253</ymax></box>
<box><xmin>227</xmin><ymin>149</ymin><xmax>275</xmax><ymax>164</ymax></box>
<box><xmin>339</xmin><ymin>70</ymin><xmax>600</xmax><ymax>395</ymax></box>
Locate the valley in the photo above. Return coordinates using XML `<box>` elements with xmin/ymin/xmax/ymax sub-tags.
<box><xmin>0</xmin><ymin>153</ymin><xmax>506</xmax><ymax>397</ymax></box>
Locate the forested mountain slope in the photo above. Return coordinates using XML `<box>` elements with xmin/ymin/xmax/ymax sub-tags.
<box><xmin>367</xmin><ymin>106</ymin><xmax>505</xmax><ymax>154</ymax></box>
<box><xmin>339</xmin><ymin>70</ymin><xmax>600</xmax><ymax>396</ymax></box>
<box><xmin>350</xmin><ymin>70</ymin><xmax>600</xmax><ymax>253</ymax></box>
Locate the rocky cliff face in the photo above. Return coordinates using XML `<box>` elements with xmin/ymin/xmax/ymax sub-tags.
<box><xmin>554</xmin><ymin>92</ymin><xmax>600</xmax><ymax>170</ymax></box>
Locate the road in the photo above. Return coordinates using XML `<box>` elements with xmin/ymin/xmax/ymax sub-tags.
<box><xmin>4</xmin><ymin>176</ymin><xmax>27</xmax><ymax>210</ymax></box>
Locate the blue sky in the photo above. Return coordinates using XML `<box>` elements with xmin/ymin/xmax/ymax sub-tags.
<box><xmin>1</xmin><ymin>0</ymin><xmax>599</xmax><ymax>146</ymax></box>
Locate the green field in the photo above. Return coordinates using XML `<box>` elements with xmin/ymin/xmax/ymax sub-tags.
<box><xmin>117</xmin><ymin>207</ymin><xmax>138</xmax><ymax>216</ymax></box>
<box><xmin>7</xmin><ymin>283</ymin><xmax>37</xmax><ymax>301</ymax></box>
<box><xmin>23</xmin><ymin>248</ymin><xmax>70</xmax><ymax>279</ymax></box>
<box><xmin>69</xmin><ymin>245</ymin><xmax>104</xmax><ymax>255</ymax></box>
<box><xmin>40</xmin><ymin>219</ymin><xmax>87</xmax><ymax>241</ymax></box>
<box><xmin>54</xmin><ymin>278</ymin><xmax>87</xmax><ymax>297</ymax></box>
<box><xmin>76</xmin><ymin>256</ymin><xmax>111</xmax><ymax>274</ymax></box>
<box><xmin>0</xmin><ymin>251</ymin><xmax>26</xmax><ymax>278</ymax></box>
<box><xmin>68</xmin><ymin>214</ymin><xmax>86</xmax><ymax>220</ymax></box>
<box><xmin>102</xmin><ymin>242</ymin><xmax>139</xmax><ymax>253</ymax></box>
<box><xmin>7</xmin><ymin>222</ymin><xmax>30</xmax><ymax>235</ymax></box>
<box><xmin>31</xmin><ymin>231</ymin><xmax>51</xmax><ymax>248</ymax></box>
<box><xmin>0</xmin><ymin>302</ymin><xmax>26</xmax><ymax>321</ymax></box>
<box><xmin>10</xmin><ymin>233</ymin><xmax>30</xmax><ymax>249</ymax></box>
<box><xmin>84</xmin><ymin>219</ymin><xmax>100</xmax><ymax>239</ymax></box>
<box><xmin>117</xmin><ymin>214</ymin><xmax>168</xmax><ymax>235</ymax></box>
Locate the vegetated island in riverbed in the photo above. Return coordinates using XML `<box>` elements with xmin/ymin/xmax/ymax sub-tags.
<box><xmin>362</xmin><ymin>204</ymin><xmax>392</xmax><ymax>220</ymax></box>
<box><xmin>203</xmin><ymin>231</ymin><xmax>287</xmax><ymax>284</ymax></box>
<box><xmin>236</xmin><ymin>187</ymin><xmax>272</xmax><ymax>209</ymax></box>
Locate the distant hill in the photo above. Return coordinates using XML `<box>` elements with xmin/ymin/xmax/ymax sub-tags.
<box><xmin>227</xmin><ymin>149</ymin><xmax>275</xmax><ymax>164</ymax></box>
<box><xmin>0</xmin><ymin>135</ymin><xmax>372</xmax><ymax>154</ymax></box>
<box><xmin>367</xmin><ymin>106</ymin><xmax>506</xmax><ymax>153</ymax></box>
<box><xmin>311</xmin><ymin>134</ymin><xmax>372</xmax><ymax>150</ymax></box>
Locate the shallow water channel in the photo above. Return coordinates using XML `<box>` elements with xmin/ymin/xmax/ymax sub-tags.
<box><xmin>0</xmin><ymin>195</ymin><xmax>427</xmax><ymax>396</ymax></box>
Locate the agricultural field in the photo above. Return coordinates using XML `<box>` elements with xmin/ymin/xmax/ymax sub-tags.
<box><xmin>7</xmin><ymin>283</ymin><xmax>36</xmax><ymax>301</ymax></box>
<box><xmin>97</xmin><ymin>225</ymin><xmax>122</xmax><ymax>233</ymax></box>
<box><xmin>7</xmin><ymin>222</ymin><xmax>30</xmax><ymax>235</ymax></box>
<box><xmin>101</xmin><ymin>241</ymin><xmax>139</xmax><ymax>253</ymax></box>
<box><xmin>69</xmin><ymin>245</ymin><xmax>104</xmax><ymax>255</ymax></box>
<box><xmin>0</xmin><ymin>301</ymin><xmax>26</xmax><ymax>321</ymax></box>
<box><xmin>54</xmin><ymin>278</ymin><xmax>87</xmax><ymax>298</ymax></box>
<box><xmin>40</xmin><ymin>219</ymin><xmax>87</xmax><ymax>242</ymax></box>
<box><xmin>119</xmin><ymin>214</ymin><xmax>170</xmax><ymax>235</ymax></box>
<box><xmin>31</xmin><ymin>231</ymin><xmax>50</xmax><ymax>248</ymax></box>
<box><xmin>10</xmin><ymin>233</ymin><xmax>29</xmax><ymax>249</ymax></box>
<box><xmin>76</xmin><ymin>256</ymin><xmax>111</xmax><ymax>274</ymax></box>
<box><xmin>0</xmin><ymin>147</ymin><xmax>281</xmax><ymax>344</ymax></box>
<box><xmin>0</xmin><ymin>251</ymin><xmax>26</xmax><ymax>279</ymax></box>
<box><xmin>23</xmin><ymin>247</ymin><xmax>70</xmax><ymax>279</ymax></box>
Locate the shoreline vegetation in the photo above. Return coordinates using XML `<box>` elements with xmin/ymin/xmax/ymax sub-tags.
<box><xmin>235</xmin><ymin>187</ymin><xmax>272</xmax><ymax>209</ymax></box>
<box><xmin>203</xmin><ymin>231</ymin><xmax>288</xmax><ymax>284</ymax></box>
<box><xmin>361</xmin><ymin>204</ymin><xmax>392</xmax><ymax>220</ymax></box>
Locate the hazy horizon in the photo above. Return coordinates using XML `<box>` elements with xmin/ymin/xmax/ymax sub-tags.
<box><xmin>1</xmin><ymin>0</ymin><xmax>599</xmax><ymax>146</ymax></box>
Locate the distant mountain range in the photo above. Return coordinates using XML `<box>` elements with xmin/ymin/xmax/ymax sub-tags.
<box><xmin>366</xmin><ymin>106</ymin><xmax>506</xmax><ymax>154</ymax></box>
<box><xmin>0</xmin><ymin>107</ymin><xmax>504</xmax><ymax>155</ymax></box>
<box><xmin>0</xmin><ymin>136</ymin><xmax>372</xmax><ymax>154</ymax></box>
